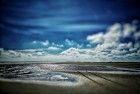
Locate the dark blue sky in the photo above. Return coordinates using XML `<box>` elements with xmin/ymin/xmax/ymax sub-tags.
<box><xmin>0</xmin><ymin>0</ymin><xmax>140</xmax><ymax>49</ymax></box>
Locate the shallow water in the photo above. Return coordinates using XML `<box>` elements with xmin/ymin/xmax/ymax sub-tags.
<box><xmin>0</xmin><ymin>63</ymin><xmax>140</xmax><ymax>81</ymax></box>
<box><xmin>0</xmin><ymin>64</ymin><xmax>78</xmax><ymax>82</ymax></box>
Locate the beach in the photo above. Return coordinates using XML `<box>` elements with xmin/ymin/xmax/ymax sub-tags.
<box><xmin>0</xmin><ymin>62</ymin><xmax>140</xmax><ymax>94</ymax></box>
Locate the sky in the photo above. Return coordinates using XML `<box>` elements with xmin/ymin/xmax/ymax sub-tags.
<box><xmin>0</xmin><ymin>0</ymin><xmax>140</xmax><ymax>62</ymax></box>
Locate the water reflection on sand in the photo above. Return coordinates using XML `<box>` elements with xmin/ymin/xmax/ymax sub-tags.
<box><xmin>0</xmin><ymin>63</ymin><xmax>140</xmax><ymax>86</ymax></box>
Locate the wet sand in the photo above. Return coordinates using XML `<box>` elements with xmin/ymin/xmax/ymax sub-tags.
<box><xmin>0</xmin><ymin>73</ymin><xmax>140</xmax><ymax>94</ymax></box>
<box><xmin>0</xmin><ymin>62</ymin><xmax>140</xmax><ymax>94</ymax></box>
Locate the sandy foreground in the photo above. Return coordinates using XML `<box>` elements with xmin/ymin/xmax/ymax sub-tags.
<box><xmin>0</xmin><ymin>62</ymin><xmax>140</xmax><ymax>94</ymax></box>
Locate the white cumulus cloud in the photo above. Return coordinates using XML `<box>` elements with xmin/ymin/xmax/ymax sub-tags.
<box><xmin>47</xmin><ymin>46</ymin><xmax>61</xmax><ymax>51</ymax></box>
<box><xmin>86</xmin><ymin>21</ymin><xmax>140</xmax><ymax>60</ymax></box>
<box><xmin>32</xmin><ymin>40</ymin><xmax>49</xmax><ymax>46</ymax></box>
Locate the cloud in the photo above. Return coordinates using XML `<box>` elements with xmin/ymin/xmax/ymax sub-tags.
<box><xmin>41</xmin><ymin>40</ymin><xmax>50</xmax><ymax>46</ymax></box>
<box><xmin>32</xmin><ymin>40</ymin><xmax>49</xmax><ymax>46</ymax></box>
<box><xmin>0</xmin><ymin>46</ymin><xmax>140</xmax><ymax>62</ymax></box>
<box><xmin>60</xmin><ymin>47</ymin><xmax>80</xmax><ymax>55</ymax></box>
<box><xmin>87</xmin><ymin>33</ymin><xmax>104</xmax><ymax>44</ymax></box>
<box><xmin>0</xmin><ymin>48</ymin><xmax>92</xmax><ymax>62</ymax></box>
<box><xmin>65</xmin><ymin>39</ymin><xmax>75</xmax><ymax>46</ymax></box>
<box><xmin>123</xmin><ymin>23</ymin><xmax>136</xmax><ymax>37</ymax></box>
<box><xmin>134</xmin><ymin>32</ymin><xmax>140</xmax><ymax>40</ymax></box>
<box><xmin>0</xmin><ymin>49</ymin><xmax>32</xmax><ymax>59</ymax></box>
<box><xmin>87</xmin><ymin>23</ymin><xmax>122</xmax><ymax>44</ymax></box>
<box><xmin>86</xmin><ymin>21</ymin><xmax>140</xmax><ymax>60</ymax></box>
<box><xmin>47</xmin><ymin>46</ymin><xmax>61</xmax><ymax>51</ymax></box>
<box><xmin>64</xmin><ymin>39</ymin><xmax>83</xmax><ymax>48</ymax></box>
<box><xmin>31</xmin><ymin>39</ymin><xmax>83</xmax><ymax>49</ymax></box>
<box><xmin>51</xmin><ymin>42</ymin><xmax>64</xmax><ymax>48</ymax></box>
